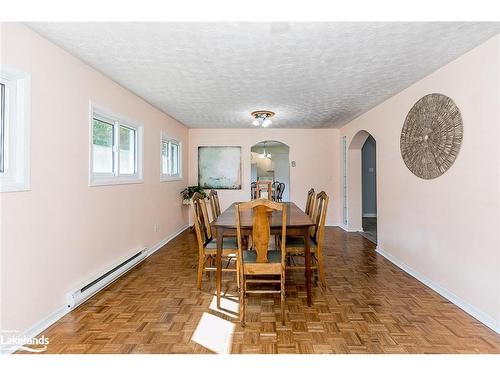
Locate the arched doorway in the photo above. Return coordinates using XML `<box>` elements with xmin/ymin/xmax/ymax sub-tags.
<box><xmin>250</xmin><ymin>141</ymin><xmax>290</xmax><ymax>201</ymax></box>
<box><xmin>347</xmin><ymin>130</ymin><xmax>377</xmax><ymax>243</ymax></box>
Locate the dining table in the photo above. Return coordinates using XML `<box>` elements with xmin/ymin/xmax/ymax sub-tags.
<box><xmin>212</xmin><ymin>201</ymin><xmax>316</xmax><ymax>308</ymax></box>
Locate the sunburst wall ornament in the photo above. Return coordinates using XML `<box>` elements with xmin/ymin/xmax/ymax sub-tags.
<box><xmin>400</xmin><ymin>93</ymin><xmax>463</xmax><ymax>180</ymax></box>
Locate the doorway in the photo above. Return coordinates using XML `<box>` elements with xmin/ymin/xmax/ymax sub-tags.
<box><xmin>250</xmin><ymin>141</ymin><xmax>290</xmax><ymax>201</ymax></box>
<box><xmin>361</xmin><ymin>135</ymin><xmax>377</xmax><ymax>243</ymax></box>
<box><xmin>347</xmin><ymin>130</ymin><xmax>377</xmax><ymax>244</ymax></box>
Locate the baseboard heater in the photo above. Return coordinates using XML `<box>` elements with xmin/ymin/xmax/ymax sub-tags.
<box><xmin>66</xmin><ymin>247</ymin><xmax>147</xmax><ymax>309</ymax></box>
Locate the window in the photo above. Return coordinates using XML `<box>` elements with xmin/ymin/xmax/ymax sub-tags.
<box><xmin>0</xmin><ymin>82</ymin><xmax>5</xmax><ymax>174</ymax></box>
<box><xmin>90</xmin><ymin>104</ymin><xmax>143</xmax><ymax>186</ymax></box>
<box><xmin>0</xmin><ymin>67</ymin><xmax>30</xmax><ymax>193</ymax></box>
<box><xmin>161</xmin><ymin>133</ymin><xmax>182</xmax><ymax>181</ymax></box>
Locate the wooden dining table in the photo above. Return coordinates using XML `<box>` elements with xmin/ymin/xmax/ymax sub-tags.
<box><xmin>212</xmin><ymin>201</ymin><xmax>316</xmax><ymax>308</ymax></box>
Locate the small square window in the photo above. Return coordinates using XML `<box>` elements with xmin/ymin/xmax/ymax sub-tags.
<box><xmin>0</xmin><ymin>67</ymin><xmax>30</xmax><ymax>193</ymax></box>
<box><xmin>161</xmin><ymin>134</ymin><xmax>182</xmax><ymax>181</ymax></box>
<box><xmin>0</xmin><ymin>82</ymin><xmax>5</xmax><ymax>174</ymax></box>
<box><xmin>90</xmin><ymin>104</ymin><xmax>143</xmax><ymax>186</ymax></box>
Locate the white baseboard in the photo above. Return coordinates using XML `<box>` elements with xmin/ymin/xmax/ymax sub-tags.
<box><xmin>3</xmin><ymin>223</ymin><xmax>190</xmax><ymax>354</ymax></box>
<box><xmin>336</xmin><ymin>224</ymin><xmax>364</xmax><ymax>232</ymax></box>
<box><xmin>337</xmin><ymin>224</ymin><xmax>348</xmax><ymax>231</ymax></box>
<box><xmin>147</xmin><ymin>224</ymin><xmax>190</xmax><ymax>257</ymax></box>
<box><xmin>362</xmin><ymin>213</ymin><xmax>377</xmax><ymax>218</ymax></box>
<box><xmin>1</xmin><ymin>305</ymin><xmax>70</xmax><ymax>354</ymax></box>
<box><xmin>22</xmin><ymin>306</ymin><xmax>69</xmax><ymax>340</ymax></box>
<box><xmin>326</xmin><ymin>221</ymin><xmax>342</xmax><ymax>227</ymax></box>
<box><xmin>376</xmin><ymin>245</ymin><xmax>500</xmax><ymax>334</ymax></box>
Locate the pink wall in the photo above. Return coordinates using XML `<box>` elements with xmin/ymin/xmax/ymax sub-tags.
<box><xmin>188</xmin><ymin>128</ymin><xmax>341</xmax><ymax>226</ymax></box>
<box><xmin>2</xmin><ymin>22</ymin><xmax>499</xmax><ymax>337</ymax></box>
<box><xmin>0</xmin><ymin>23</ymin><xmax>190</xmax><ymax>333</ymax></box>
<box><xmin>340</xmin><ymin>35</ymin><xmax>500</xmax><ymax>330</ymax></box>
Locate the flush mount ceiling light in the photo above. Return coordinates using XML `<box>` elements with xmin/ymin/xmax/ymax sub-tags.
<box><xmin>251</xmin><ymin>110</ymin><xmax>275</xmax><ymax>127</ymax></box>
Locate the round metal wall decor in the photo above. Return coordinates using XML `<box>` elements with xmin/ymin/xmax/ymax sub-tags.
<box><xmin>400</xmin><ymin>93</ymin><xmax>463</xmax><ymax>179</ymax></box>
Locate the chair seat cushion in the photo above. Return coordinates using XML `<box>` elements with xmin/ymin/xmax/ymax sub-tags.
<box><xmin>243</xmin><ymin>250</ymin><xmax>282</xmax><ymax>263</ymax></box>
<box><xmin>285</xmin><ymin>236</ymin><xmax>317</xmax><ymax>251</ymax></box>
<box><xmin>205</xmin><ymin>236</ymin><xmax>238</xmax><ymax>250</ymax></box>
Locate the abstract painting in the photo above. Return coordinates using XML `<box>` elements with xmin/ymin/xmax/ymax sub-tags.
<box><xmin>198</xmin><ymin>146</ymin><xmax>241</xmax><ymax>189</ymax></box>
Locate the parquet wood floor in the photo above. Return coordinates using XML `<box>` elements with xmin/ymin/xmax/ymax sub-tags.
<box><xmin>25</xmin><ymin>228</ymin><xmax>500</xmax><ymax>354</ymax></box>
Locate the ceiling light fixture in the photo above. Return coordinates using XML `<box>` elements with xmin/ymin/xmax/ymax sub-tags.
<box><xmin>251</xmin><ymin>110</ymin><xmax>275</xmax><ymax>127</ymax></box>
<box><xmin>259</xmin><ymin>141</ymin><xmax>272</xmax><ymax>159</ymax></box>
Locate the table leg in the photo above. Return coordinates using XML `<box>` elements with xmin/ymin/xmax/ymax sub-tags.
<box><xmin>304</xmin><ymin>228</ymin><xmax>312</xmax><ymax>306</ymax></box>
<box><xmin>216</xmin><ymin>229</ymin><xmax>223</xmax><ymax>309</ymax></box>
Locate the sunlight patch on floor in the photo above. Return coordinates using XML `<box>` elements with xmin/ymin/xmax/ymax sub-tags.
<box><xmin>208</xmin><ymin>295</ymin><xmax>239</xmax><ymax>319</ymax></box>
<box><xmin>190</xmin><ymin>312</ymin><xmax>235</xmax><ymax>354</ymax></box>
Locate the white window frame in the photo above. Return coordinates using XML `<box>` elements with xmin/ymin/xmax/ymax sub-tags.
<box><xmin>0</xmin><ymin>66</ymin><xmax>31</xmax><ymax>193</ymax></box>
<box><xmin>160</xmin><ymin>132</ymin><xmax>182</xmax><ymax>182</ymax></box>
<box><xmin>89</xmin><ymin>103</ymin><xmax>143</xmax><ymax>186</ymax></box>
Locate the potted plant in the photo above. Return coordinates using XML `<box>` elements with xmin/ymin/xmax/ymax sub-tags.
<box><xmin>180</xmin><ymin>186</ymin><xmax>207</xmax><ymax>205</ymax></box>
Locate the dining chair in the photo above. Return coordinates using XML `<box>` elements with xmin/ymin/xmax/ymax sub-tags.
<box><xmin>251</xmin><ymin>181</ymin><xmax>257</xmax><ymax>199</ymax></box>
<box><xmin>191</xmin><ymin>192</ymin><xmax>239</xmax><ymax>289</ymax></box>
<box><xmin>208</xmin><ymin>188</ymin><xmax>241</xmax><ymax>247</ymax></box>
<box><xmin>277</xmin><ymin>182</ymin><xmax>285</xmax><ymax>202</ymax></box>
<box><xmin>305</xmin><ymin>188</ymin><xmax>316</xmax><ymax>219</ymax></box>
<box><xmin>255</xmin><ymin>181</ymin><xmax>272</xmax><ymax>199</ymax></box>
<box><xmin>235</xmin><ymin>198</ymin><xmax>287</xmax><ymax>326</ymax></box>
<box><xmin>285</xmin><ymin>191</ymin><xmax>329</xmax><ymax>285</ymax></box>
<box><xmin>208</xmin><ymin>189</ymin><xmax>221</xmax><ymax>221</ymax></box>
<box><xmin>271</xmin><ymin>181</ymin><xmax>280</xmax><ymax>201</ymax></box>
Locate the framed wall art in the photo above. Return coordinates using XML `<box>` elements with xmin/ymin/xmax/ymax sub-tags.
<box><xmin>198</xmin><ymin>146</ymin><xmax>242</xmax><ymax>189</ymax></box>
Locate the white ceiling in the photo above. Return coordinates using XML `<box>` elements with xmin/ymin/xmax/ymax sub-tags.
<box><xmin>28</xmin><ymin>22</ymin><xmax>500</xmax><ymax>128</ymax></box>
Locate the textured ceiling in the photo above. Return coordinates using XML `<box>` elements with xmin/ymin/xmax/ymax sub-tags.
<box><xmin>27</xmin><ymin>22</ymin><xmax>500</xmax><ymax>128</ymax></box>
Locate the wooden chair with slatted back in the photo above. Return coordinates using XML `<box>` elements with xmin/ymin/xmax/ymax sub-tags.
<box><xmin>255</xmin><ymin>181</ymin><xmax>272</xmax><ymax>199</ymax></box>
<box><xmin>208</xmin><ymin>189</ymin><xmax>221</xmax><ymax>221</ymax></box>
<box><xmin>191</xmin><ymin>192</ymin><xmax>239</xmax><ymax>289</ymax></box>
<box><xmin>305</xmin><ymin>188</ymin><xmax>316</xmax><ymax>218</ymax></box>
<box><xmin>208</xmin><ymin>188</ymin><xmax>242</xmax><ymax>247</ymax></box>
<box><xmin>236</xmin><ymin>198</ymin><xmax>287</xmax><ymax>326</ymax></box>
<box><xmin>303</xmin><ymin>188</ymin><xmax>317</xmax><ymax>238</ymax></box>
<box><xmin>286</xmin><ymin>191</ymin><xmax>329</xmax><ymax>285</ymax></box>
